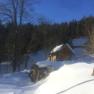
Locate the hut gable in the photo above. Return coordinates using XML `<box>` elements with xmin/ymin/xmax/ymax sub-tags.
<box><xmin>48</xmin><ymin>44</ymin><xmax>74</xmax><ymax>61</ymax></box>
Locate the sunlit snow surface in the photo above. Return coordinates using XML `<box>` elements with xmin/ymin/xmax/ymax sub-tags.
<box><xmin>0</xmin><ymin>59</ymin><xmax>94</xmax><ymax>94</ymax></box>
<box><xmin>34</xmin><ymin>62</ymin><xmax>94</xmax><ymax>94</ymax></box>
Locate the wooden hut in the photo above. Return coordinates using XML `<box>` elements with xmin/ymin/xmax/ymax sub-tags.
<box><xmin>48</xmin><ymin>44</ymin><xmax>74</xmax><ymax>61</ymax></box>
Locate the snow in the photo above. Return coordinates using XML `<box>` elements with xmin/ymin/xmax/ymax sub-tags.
<box><xmin>71</xmin><ymin>37</ymin><xmax>88</xmax><ymax>58</ymax></box>
<box><xmin>34</xmin><ymin>62</ymin><xmax>94</xmax><ymax>94</ymax></box>
<box><xmin>72</xmin><ymin>37</ymin><xmax>88</xmax><ymax>46</ymax></box>
<box><xmin>0</xmin><ymin>37</ymin><xmax>94</xmax><ymax>94</ymax></box>
<box><xmin>65</xmin><ymin>43</ymin><xmax>75</xmax><ymax>54</ymax></box>
<box><xmin>28</xmin><ymin>50</ymin><xmax>48</xmax><ymax>62</ymax></box>
<box><xmin>0</xmin><ymin>59</ymin><xmax>94</xmax><ymax>94</ymax></box>
<box><xmin>51</xmin><ymin>44</ymin><xmax>63</xmax><ymax>53</ymax></box>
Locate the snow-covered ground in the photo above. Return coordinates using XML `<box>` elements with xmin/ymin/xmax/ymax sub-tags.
<box><xmin>34</xmin><ymin>62</ymin><xmax>94</xmax><ymax>94</ymax></box>
<box><xmin>0</xmin><ymin>36</ymin><xmax>94</xmax><ymax>94</ymax></box>
<box><xmin>72</xmin><ymin>37</ymin><xmax>88</xmax><ymax>46</ymax></box>
<box><xmin>0</xmin><ymin>57</ymin><xmax>94</xmax><ymax>94</ymax></box>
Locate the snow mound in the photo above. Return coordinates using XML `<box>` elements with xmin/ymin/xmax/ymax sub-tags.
<box><xmin>34</xmin><ymin>63</ymin><xmax>94</xmax><ymax>94</ymax></box>
<box><xmin>0</xmin><ymin>54</ymin><xmax>94</xmax><ymax>94</ymax></box>
<box><xmin>0</xmin><ymin>62</ymin><xmax>94</xmax><ymax>94</ymax></box>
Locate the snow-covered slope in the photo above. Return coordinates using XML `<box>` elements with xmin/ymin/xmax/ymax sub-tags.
<box><xmin>0</xmin><ymin>58</ymin><xmax>94</xmax><ymax>94</ymax></box>
<box><xmin>0</xmin><ymin>36</ymin><xmax>94</xmax><ymax>94</ymax></box>
<box><xmin>72</xmin><ymin>37</ymin><xmax>88</xmax><ymax>46</ymax></box>
<box><xmin>34</xmin><ymin>62</ymin><xmax>94</xmax><ymax>94</ymax></box>
<box><xmin>72</xmin><ymin>37</ymin><xmax>88</xmax><ymax>58</ymax></box>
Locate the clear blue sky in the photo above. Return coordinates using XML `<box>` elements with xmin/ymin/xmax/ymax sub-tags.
<box><xmin>34</xmin><ymin>0</ymin><xmax>94</xmax><ymax>23</ymax></box>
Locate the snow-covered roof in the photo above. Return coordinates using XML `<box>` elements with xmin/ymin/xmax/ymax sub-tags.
<box><xmin>51</xmin><ymin>44</ymin><xmax>64</xmax><ymax>53</ymax></box>
<box><xmin>51</xmin><ymin>43</ymin><xmax>75</xmax><ymax>54</ymax></box>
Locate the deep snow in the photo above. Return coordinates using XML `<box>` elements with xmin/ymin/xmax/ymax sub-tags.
<box><xmin>0</xmin><ymin>59</ymin><xmax>94</xmax><ymax>94</ymax></box>
<box><xmin>0</xmin><ymin>36</ymin><xmax>94</xmax><ymax>94</ymax></box>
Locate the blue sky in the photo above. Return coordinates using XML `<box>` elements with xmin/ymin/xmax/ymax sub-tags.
<box><xmin>34</xmin><ymin>0</ymin><xmax>94</xmax><ymax>23</ymax></box>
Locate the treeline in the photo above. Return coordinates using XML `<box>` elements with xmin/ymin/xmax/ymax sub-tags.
<box><xmin>0</xmin><ymin>16</ymin><xmax>94</xmax><ymax>71</ymax></box>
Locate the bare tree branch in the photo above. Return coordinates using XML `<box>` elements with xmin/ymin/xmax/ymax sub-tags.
<box><xmin>0</xmin><ymin>0</ymin><xmax>35</xmax><ymax>25</ymax></box>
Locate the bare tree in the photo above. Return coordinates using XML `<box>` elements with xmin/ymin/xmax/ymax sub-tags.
<box><xmin>0</xmin><ymin>0</ymin><xmax>35</xmax><ymax>25</ymax></box>
<box><xmin>0</xmin><ymin>0</ymin><xmax>17</xmax><ymax>25</ymax></box>
<box><xmin>0</xmin><ymin>0</ymin><xmax>36</xmax><ymax>72</ymax></box>
<box><xmin>19</xmin><ymin>0</ymin><xmax>25</xmax><ymax>25</ymax></box>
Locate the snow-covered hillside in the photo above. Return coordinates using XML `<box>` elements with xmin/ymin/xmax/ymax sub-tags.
<box><xmin>72</xmin><ymin>37</ymin><xmax>88</xmax><ymax>46</ymax></box>
<box><xmin>34</xmin><ymin>62</ymin><xmax>94</xmax><ymax>94</ymax></box>
<box><xmin>0</xmin><ymin>58</ymin><xmax>94</xmax><ymax>94</ymax></box>
<box><xmin>0</xmin><ymin>37</ymin><xmax>94</xmax><ymax>94</ymax></box>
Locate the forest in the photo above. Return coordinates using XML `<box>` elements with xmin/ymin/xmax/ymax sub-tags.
<box><xmin>0</xmin><ymin>16</ymin><xmax>94</xmax><ymax>71</ymax></box>
<box><xmin>0</xmin><ymin>0</ymin><xmax>94</xmax><ymax>72</ymax></box>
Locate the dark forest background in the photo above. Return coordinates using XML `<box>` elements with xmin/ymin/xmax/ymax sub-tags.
<box><xmin>0</xmin><ymin>16</ymin><xmax>94</xmax><ymax>71</ymax></box>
